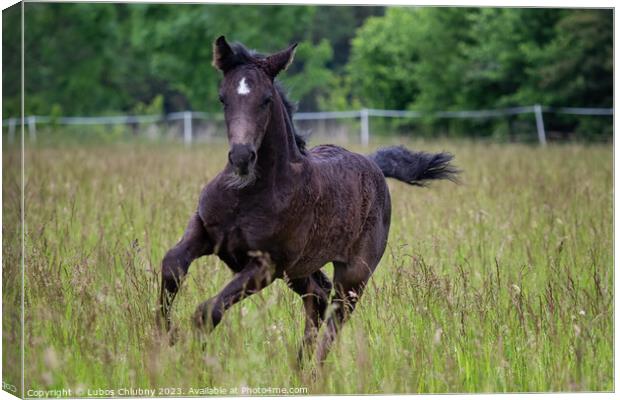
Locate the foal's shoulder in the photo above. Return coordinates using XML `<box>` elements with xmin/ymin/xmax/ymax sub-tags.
<box><xmin>198</xmin><ymin>173</ymin><xmax>232</xmax><ymax>207</ymax></box>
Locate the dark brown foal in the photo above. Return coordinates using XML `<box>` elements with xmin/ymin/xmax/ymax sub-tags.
<box><xmin>159</xmin><ymin>36</ymin><xmax>459</xmax><ymax>364</ymax></box>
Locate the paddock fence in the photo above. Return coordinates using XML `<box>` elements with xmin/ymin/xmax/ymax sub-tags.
<box><xmin>2</xmin><ymin>105</ymin><xmax>613</xmax><ymax>146</ymax></box>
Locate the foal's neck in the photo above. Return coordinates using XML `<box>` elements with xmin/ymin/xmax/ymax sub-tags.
<box><xmin>256</xmin><ymin>92</ymin><xmax>303</xmax><ymax>185</ymax></box>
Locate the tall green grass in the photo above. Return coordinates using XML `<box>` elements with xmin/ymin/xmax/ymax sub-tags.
<box><xmin>5</xmin><ymin>138</ymin><xmax>612</xmax><ymax>394</ymax></box>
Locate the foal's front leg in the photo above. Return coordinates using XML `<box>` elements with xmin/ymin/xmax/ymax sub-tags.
<box><xmin>193</xmin><ymin>256</ymin><xmax>275</xmax><ymax>333</ymax></box>
<box><xmin>159</xmin><ymin>212</ymin><xmax>212</xmax><ymax>333</ymax></box>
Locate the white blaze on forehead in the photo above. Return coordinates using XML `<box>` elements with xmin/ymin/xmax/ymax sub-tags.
<box><xmin>237</xmin><ymin>77</ymin><xmax>251</xmax><ymax>95</ymax></box>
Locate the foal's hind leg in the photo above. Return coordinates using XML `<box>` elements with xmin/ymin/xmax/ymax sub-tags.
<box><xmin>316</xmin><ymin>256</ymin><xmax>380</xmax><ymax>363</ymax></box>
<box><xmin>289</xmin><ymin>270</ymin><xmax>332</xmax><ymax>364</ymax></box>
<box><xmin>159</xmin><ymin>212</ymin><xmax>212</xmax><ymax>333</ymax></box>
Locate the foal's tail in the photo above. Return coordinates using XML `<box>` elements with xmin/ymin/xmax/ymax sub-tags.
<box><xmin>368</xmin><ymin>146</ymin><xmax>460</xmax><ymax>186</ymax></box>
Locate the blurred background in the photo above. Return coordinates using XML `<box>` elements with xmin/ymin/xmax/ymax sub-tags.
<box><xmin>2</xmin><ymin>4</ymin><xmax>613</xmax><ymax>144</ymax></box>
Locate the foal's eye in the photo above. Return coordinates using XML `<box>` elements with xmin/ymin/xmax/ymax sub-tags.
<box><xmin>218</xmin><ymin>94</ymin><xmax>226</xmax><ymax>105</ymax></box>
<box><xmin>261</xmin><ymin>95</ymin><xmax>273</xmax><ymax>108</ymax></box>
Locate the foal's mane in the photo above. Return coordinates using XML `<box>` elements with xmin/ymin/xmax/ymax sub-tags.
<box><xmin>230</xmin><ymin>43</ymin><xmax>307</xmax><ymax>154</ymax></box>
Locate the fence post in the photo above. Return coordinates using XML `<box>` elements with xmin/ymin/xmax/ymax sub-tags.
<box><xmin>183</xmin><ymin>111</ymin><xmax>192</xmax><ymax>145</ymax></box>
<box><xmin>534</xmin><ymin>104</ymin><xmax>547</xmax><ymax>146</ymax></box>
<box><xmin>360</xmin><ymin>108</ymin><xmax>369</xmax><ymax>146</ymax></box>
<box><xmin>8</xmin><ymin>118</ymin><xmax>16</xmax><ymax>144</ymax></box>
<box><xmin>28</xmin><ymin>116</ymin><xmax>37</xmax><ymax>142</ymax></box>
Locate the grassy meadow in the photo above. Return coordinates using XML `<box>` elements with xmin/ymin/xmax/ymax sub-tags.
<box><xmin>2</xmin><ymin>137</ymin><xmax>613</xmax><ymax>395</ymax></box>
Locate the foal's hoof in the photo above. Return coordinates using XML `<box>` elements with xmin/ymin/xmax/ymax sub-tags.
<box><xmin>192</xmin><ymin>300</ymin><xmax>221</xmax><ymax>334</ymax></box>
<box><xmin>155</xmin><ymin>313</ymin><xmax>178</xmax><ymax>345</ymax></box>
<box><xmin>296</xmin><ymin>347</ymin><xmax>313</xmax><ymax>370</ymax></box>
<box><xmin>192</xmin><ymin>304</ymin><xmax>208</xmax><ymax>331</ymax></box>
<box><xmin>154</xmin><ymin>324</ymin><xmax>178</xmax><ymax>346</ymax></box>
<box><xmin>167</xmin><ymin>325</ymin><xmax>179</xmax><ymax>346</ymax></box>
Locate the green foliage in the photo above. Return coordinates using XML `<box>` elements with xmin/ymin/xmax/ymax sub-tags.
<box><xmin>2</xmin><ymin>5</ymin><xmax>612</xmax><ymax>140</ymax></box>
<box><xmin>307</xmin><ymin>5</ymin><xmax>385</xmax><ymax>71</ymax></box>
<box><xmin>282</xmin><ymin>40</ymin><xmax>334</xmax><ymax>110</ymax></box>
<box><xmin>132</xmin><ymin>95</ymin><xmax>163</xmax><ymax>115</ymax></box>
<box><xmin>2</xmin><ymin>3</ymin><xmax>22</xmax><ymax>117</ymax></box>
<box><xmin>343</xmin><ymin>7</ymin><xmax>612</xmax><ymax>139</ymax></box>
<box><xmin>459</xmin><ymin>8</ymin><xmax>561</xmax><ymax>108</ymax></box>
<box><xmin>127</xmin><ymin>4</ymin><xmax>320</xmax><ymax>112</ymax></box>
<box><xmin>317</xmin><ymin>74</ymin><xmax>362</xmax><ymax>111</ymax></box>
<box><xmin>516</xmin><ymin>10</ymin><xmax>612</xmax><ymax>108</ymax></box>
<box><xmin>7</xmin><ymin>3</ymin><xmax>345</xmax><ymax>116</ymax></box>
<box><xmin>520</xmin><ymin>10</ymin><xmax>613</xmax><ymax>138</ymax></box>
<box><xmin>347</xmin><ymin>8</ymin><xmax>420</xmax><ymax>110</ymax></box>
<box><xmin>22</xmin><ymin>3</ymin><xmax>132</xmax><ymax>115</ymax></box>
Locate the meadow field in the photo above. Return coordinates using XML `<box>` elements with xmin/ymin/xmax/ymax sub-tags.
<box><xmin>2</xmin><ymin>137</ymin><xmax>613</xmax><ymax>395</ymax></box>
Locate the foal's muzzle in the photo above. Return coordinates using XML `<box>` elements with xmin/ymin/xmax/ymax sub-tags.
<box><xmin>228</xmin><ymin>144</ymin><xmax>257</xmax><ymax>175</ymax></box>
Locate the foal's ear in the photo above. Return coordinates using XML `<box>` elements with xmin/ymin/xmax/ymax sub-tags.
<box><xmin>212</xmin><ymin>35</ymin><xmax>236</xmax><ymax>73</ymax></box>
<box><xmin>264</xmin><ymin>43</ymin><xmax>298</xmax><ymax>78</ymax></box>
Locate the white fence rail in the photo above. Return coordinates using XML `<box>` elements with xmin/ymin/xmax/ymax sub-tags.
<box><xmin>2</xmin><ymin>105</ymin><xmax>613</xmax><ymax>146</ymax></box>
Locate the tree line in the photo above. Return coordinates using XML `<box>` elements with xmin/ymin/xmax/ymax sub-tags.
<box><xmin>2</xmin><ymin>4</ymin><xmax>612</xmax><ymax>139</ymax></box>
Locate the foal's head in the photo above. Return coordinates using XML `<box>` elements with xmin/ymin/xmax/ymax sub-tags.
<box><xmin>212</xmin><ymin>36</ymin><xmax>297</xmax><ymax>184</ymax></box>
